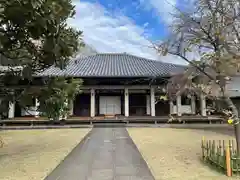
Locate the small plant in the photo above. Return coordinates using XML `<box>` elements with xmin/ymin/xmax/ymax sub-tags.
<box><xmin>41</xmin><ymin>98</ymin><xmax>69</xmax><ymax>121</ymax></box>
<box><xmin>38</xmin><ymin>77</ymin><xmax>82</xmax><ymax>121</ymax></box>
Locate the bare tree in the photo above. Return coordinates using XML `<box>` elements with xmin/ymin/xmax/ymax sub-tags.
<box><xmin>155</xmin><ymin>0</ymin><xmax>240</xmax><ymax>152</ymax></box>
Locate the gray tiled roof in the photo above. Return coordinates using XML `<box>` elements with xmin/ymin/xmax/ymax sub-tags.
<box><xmin>38</xmin><ymin>53</ymin><xmax>186</xmax><ymax>77</ymax></box>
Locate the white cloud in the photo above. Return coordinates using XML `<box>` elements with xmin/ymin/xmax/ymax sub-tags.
<box><xmin>139</xmin><ymin>0</ymin><xmax>177</xmax><ymax>24</ymax></box>
<box><xmin>143</xmin><ymin>22</ymin><xmax>149</xmax><ymax>28</ymax></box>
<box><xmin>67</xmin><ymin>0</ymin><xmax>186</xmax><ymax>65</ymax></box>
<box><xmin>68</xmin><ymin>0</ymin><xmax>159</xmax><ymax>60</ymax></box>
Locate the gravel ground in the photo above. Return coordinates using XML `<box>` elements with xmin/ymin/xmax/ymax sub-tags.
<box><xmin>0</xmin><ymin>129</ymin><xmax>90</xmax><ymax>180</ymax></box>
<box><xmin>127</xmin><ymin>128</ymin><xmax>237</xmax><ymax>180</ymax></box>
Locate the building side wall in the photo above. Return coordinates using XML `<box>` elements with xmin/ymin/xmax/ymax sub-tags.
<box><xmin>226</xmin><ymin>76</ymin><xmax>240</xmax><ymax>97</ymax></box>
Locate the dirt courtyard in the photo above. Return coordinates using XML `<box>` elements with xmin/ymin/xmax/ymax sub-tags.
<box><xmin>128</xmin><ymin>128</ymin><xmax>237</xmax><ymax>180</ymax></box>
<box><xmin>0</xmin><ymin>128</ymin><xmax>90</xmax><ymax>180</ymax></box>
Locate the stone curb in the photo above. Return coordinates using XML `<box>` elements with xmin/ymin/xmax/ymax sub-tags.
<box><xmin>0</xmin><ymin>125</ymin><xmax>93</xmax><ymax>130</ymax></box>
<box><xmin>0</xmin><ymin>123</ymin><xmax>232</xmax><ymax>130</ymax></box>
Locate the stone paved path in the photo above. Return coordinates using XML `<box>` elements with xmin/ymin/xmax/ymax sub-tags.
<box><xmin>44</xmin><ymin>128</ymin><xmax>155</xmax><ymax>180</ymax></box>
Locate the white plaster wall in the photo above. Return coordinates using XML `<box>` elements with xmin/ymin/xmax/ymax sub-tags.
<box><xmin>226</xmin><ymin>76</ymin><xmax>240</xmax><ymax>97</ymax></box>
<box><xmin>21</xmin><ymin>107</ymin><xmax>37</xmax><ymax>116</ymax></box>
<box><xmin>173</xmin><ymin>105</ymin><xmax>192</xmax><ymax>114</ymax></box>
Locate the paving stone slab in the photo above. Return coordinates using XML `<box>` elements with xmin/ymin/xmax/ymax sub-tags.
<box><xmin>44</xmin><ymin>128</ymin><xmax>154</xmax><ymax>180</ymax></box>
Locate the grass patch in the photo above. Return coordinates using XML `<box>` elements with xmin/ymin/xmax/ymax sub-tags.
<box><xmin>0</xmin><ymin>128</ymin><xmax>91</xmax><ymax>180</ymax></box>
<box><xmin>127</xmin><ymin>128</ymin><xmax>238</xmax><ymax>180</ymax></box>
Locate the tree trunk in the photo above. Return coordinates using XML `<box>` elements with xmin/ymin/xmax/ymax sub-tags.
<box><xmin>234</xmin><ymin>124</ymin><xmax>240</xmax><ymax>155</ymax></box>
<box><xmin>224</xmin><ymin>96</ymin><xmax>240</xmax><ymax>154</ymax></box>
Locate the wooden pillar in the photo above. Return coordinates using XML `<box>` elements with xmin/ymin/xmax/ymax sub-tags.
<box><xmin>35</xmin><ymin>98</ymin><xmax>40</xmax><ymax>118</ymax></box>
<box><xmin>200</xmin><ymin>93</ymin><xmax>207</xmax><ymax>116</ymax></box>
<box><xmin>150</xmin><ymin>87</ymin><xmax>155</xmax><ymax>116</ymax></box>
<box><xmin>90</xmin><ymin>88</ymin><xmax>95</xmax><ymax>117</ymax></box>
<box><xmin>8</xmin><ymin>102</ymin><xmax>15</xmax><ymax>119</ymax></box>
<box><xmin>169</xmin><ymin>100</ymin><xmax>174</xmax><ymax>115</ymax></box>
<box><xmin>191</xmin><ymin>96</ymin><xmax>196</xmax><ymax>114</ymax></box>
<box><xmin>69</xmin><ymin>99</ymin><xmax>74</xmax><ymax>116</ymax></box>
<box><xmin>177</xmin><ymin>95</ymin><xmax>182</xmax><ymax>116</ymax></box>
<box><xmin>146</xmin><ymin>95</ymin><xmax>150</xmax><ymax>115</ymax></box>
<box><xmin>124</xmin><ymin>88</ymin><xmax>129</xmax><ymax>117</ymax></box>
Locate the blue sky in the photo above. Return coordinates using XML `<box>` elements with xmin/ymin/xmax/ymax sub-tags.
<box><xmin>81</xmin><ymin>0</ymin><xmax>169</xmax><ymax>40</ymax></box>
<box><xmin>68</xmin><ymin>0</ymin><xmax>194</xmax><ymax>64</ymax></box>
